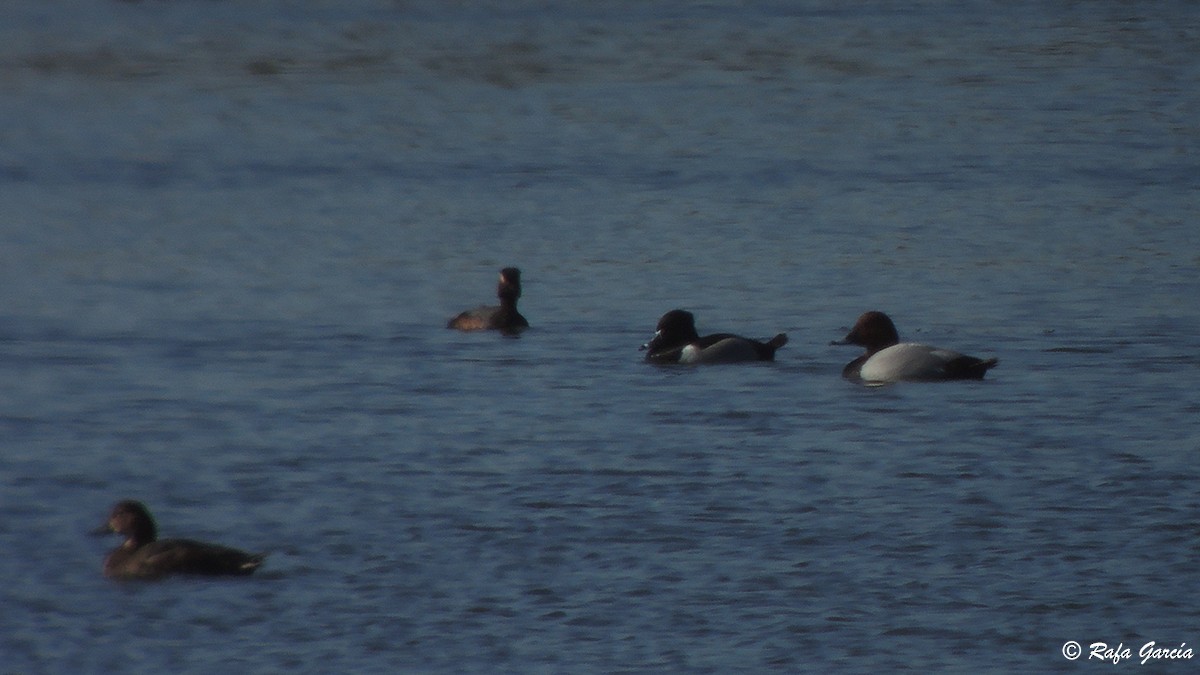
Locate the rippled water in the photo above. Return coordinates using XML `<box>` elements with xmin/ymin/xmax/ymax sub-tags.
<box><xmin>2</xmin><ymin>1</ymin><xmax>1198</xmax><ymax>672</ymax></box>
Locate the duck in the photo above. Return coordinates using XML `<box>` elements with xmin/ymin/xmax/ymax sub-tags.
<box><xmin>447</xmin><ymin>267</ymin><xmax>529</xmax><ymax>334</ymax></box>
<box><xmin>94</xmin><ymin>500</ymin><xmax>265</xmax><ymax>580</ymax></box>
<box><xmin>832</xmin><ymin>310</ymin><xmax>997</xmax><ymax>383</ymax></box>
<box><xmin>641</xmin><ymin>309</ymin><xmax>787</xmax><ymax>364</ymax></box>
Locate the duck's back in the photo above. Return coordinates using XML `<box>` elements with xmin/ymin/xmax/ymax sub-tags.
<box><xmin>680</xmin><ymin>333</ymin><xmax>787</xmax><ymax>364</ymax></box>
<box><xmin>447</xmin><ymin>305</ymin><xmax>528</xmax><ymax>332</ymax></box>
<box><xmin>447</xmin><ymin>305</ymin><xmax>498</xmax><ymax>331</ymax></box>
<box><xmin>861</xmin><ymin>343</ymin><xmax>996</xmax><ymax>382</ymax></box>
<box><xmin>106</xmin><ymin>539</ymin><xmax>264</xmax><ymax>580</ymax></box>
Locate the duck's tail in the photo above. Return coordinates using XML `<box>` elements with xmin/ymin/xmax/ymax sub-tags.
<box><xmin>240</xmin><ymin>553</ymin><xmax>267</xmax><ymax>574</ymax></box>
<box><xmin>755</xmin><ymin>333</ymin><xmax>788</xmax><ymax>360</ymax></box>
<box><xmin>947</xmin><ymin>356</ymin><xmax>998</xmax><ymax>379</ymax></box>
<box><xmin>975</xmin><ymin>357</ymin><xmax>999</xmax><ymax>375</ymax></box>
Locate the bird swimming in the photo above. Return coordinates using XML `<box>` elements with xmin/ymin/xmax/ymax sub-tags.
<box><xmin>94</xmin><ymin>500</ymin><xmax>265</xmax><ymax>580</ymax></box>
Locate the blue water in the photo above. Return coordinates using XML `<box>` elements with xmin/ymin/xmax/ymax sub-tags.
<box><xmin>3</xmin><ymin>1</ymin><xmax>1199</xmax><ymax>672</ymax></box>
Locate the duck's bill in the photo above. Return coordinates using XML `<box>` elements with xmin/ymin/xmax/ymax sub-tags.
<box><xmin>640</xmin><ymin>330</ymin><xmax>663</xmax><ymax>352</ymax></box>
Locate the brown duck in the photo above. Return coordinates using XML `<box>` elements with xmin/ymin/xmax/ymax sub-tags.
<box><xmin>95</xmin><ymin>500</ymin><xmax>265</xmax><ymax>580</ymax></box>
<box><xmin>447</xmin><ymin>267</ymin><xmax>529</xmax><ymax>334</ymax></box>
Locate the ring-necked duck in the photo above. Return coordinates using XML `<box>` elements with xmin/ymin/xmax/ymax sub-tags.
<box><xmin>832</xmin><ymin>311</ymin><xmax>998</xmax><ymax>383</ymax></box>
<box><xmin>641</xmin><ymin>309</ymin><xmax>787</xmax><ymax>364</ymax></box>
<box><xmin>447</xmin><ymin>267</ymin><xmax>529</xmax><ymax>335</ymax></box>
<box><xmin>94</xmin><ymin>500</ymin><xmax>265</xmax><ymax>580</ymax></box>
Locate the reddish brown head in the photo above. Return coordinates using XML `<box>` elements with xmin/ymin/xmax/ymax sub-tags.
<box><xmin>835</xmin><ymin>311</ymin><xmax>901</xmax><ymax>354</ymax></box>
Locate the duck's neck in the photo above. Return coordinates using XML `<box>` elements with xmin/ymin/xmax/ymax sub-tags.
<box><xmin>863</xmin><ymin>343</ymin><xmax>886</xmax><ymax>357</ymax></box>
<box><xmin>125</xmin><ymin>522</ymin><xmax>157</xmax><ymax>548</ymax></box>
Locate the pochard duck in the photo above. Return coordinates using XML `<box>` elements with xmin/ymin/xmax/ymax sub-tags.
<box><xmin>641</xmin><ymin>309</ymin><xmax>787</xmax><ymax>364</ymax></box>
<box><xmin>447</xmin><ymin>267</ymin><xmax>529</xmax><ymax>335</ymax></box>
<box><xmin>94</xmin><ymin>500</ymin><xmax>265</xmax><ymax>580</ymax></box>
<box><xmin>833</xmin><ymin>311</ymin><xmax>997</xmax><ymax>383</ymax></box>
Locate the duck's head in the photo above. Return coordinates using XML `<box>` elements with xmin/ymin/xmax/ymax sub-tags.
<box><xmin>641</xmin><ymin>309</ymin><xmax>699</xmax><ymax>353</ymax></box>
<box><xmin>497</xmin><ymin>267</ymin><xmax>522</xmax><ymax>302</ymax></box>
<box><xmin>832</xmin><ymin>311</ymin><xmax>900</xmax><ymax>352</ymax></box>
<box><xmin>94</xmin><ymin>500</ymin><xmax>158</xmax><ymax>545</ymax></box>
